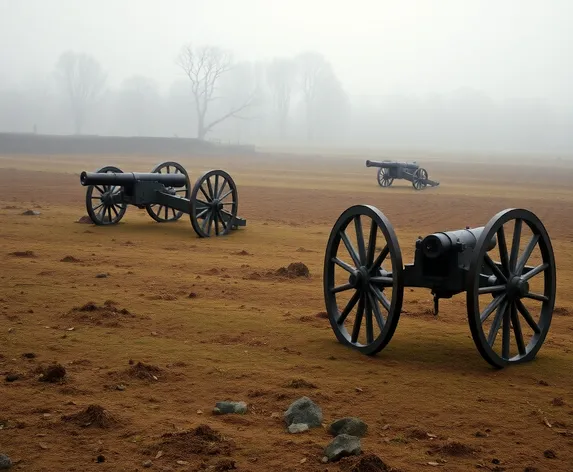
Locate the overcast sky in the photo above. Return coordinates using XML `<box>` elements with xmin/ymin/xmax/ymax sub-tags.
<box><xmin>1</xmin><ymin>0</ymin><xmax>572</xmax><ymax>107</ymax></box>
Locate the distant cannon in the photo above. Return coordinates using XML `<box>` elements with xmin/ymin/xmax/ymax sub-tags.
<box><xmin>323</xmin><ymin>205</ymin><xmax>556</xmax><ymax>368</ymax></box>
<box><xmin>365</xmin><ymin>159</ymin><xmax>440</xmax><ymax>190</ymax></box>
<box><xmin>80</xmin><ymin>161</ymin><xmax>246</xmax><ymax>238</ymax></box>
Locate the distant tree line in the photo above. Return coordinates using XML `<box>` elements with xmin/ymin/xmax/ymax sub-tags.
<box><xmin>0</xmin><ymin>43</ymin><xmax>571</xmax><ymax>154</ymax></box>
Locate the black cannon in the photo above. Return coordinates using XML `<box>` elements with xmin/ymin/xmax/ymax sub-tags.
<box><xmin>365</xmin><ymin>159</ymin><xmax>440</xmax><ymax>190</ymax></box>
<box><xmin>80</xmin><ymin>161</ymin><xmax>246</xmax><ymax>238</ymax></box>
<box><xmin>323</xmin><ymin>204</ymin><xmax>556</xmax><ymax>368</ymax></box>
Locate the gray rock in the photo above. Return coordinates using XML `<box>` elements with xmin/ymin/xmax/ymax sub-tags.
<box><xmin>322</xmin><ymin>434</ymin><xmax>361</xmax><ymax>463</ymax></box>
<box><xmin>0</xmin><ymin>454</ymin><xmax>12</xmax><ymax>469</ymax></box>
<box><xmin>142</xmin><ymin>459</ymin><xmax>153</xmax><ymax>468</ymax></box>
<box><xmin>288</xmin><ymin>423</ymin><xmax>310</xmax><ymax>434</ymax></box>
<box><xmin>213</xmin><ymin>401</ymin><xmax>247</xmax><ymax>415</ymax></box>
<box><xmin>328</xmin><ymin>417</ymin><xmax>368</xmax><ymax>437</ymax></box>
<box><xmin>283</xmin><ymin>396</ymin><xmax>322</xmax><ymax>428</ymax></box>
<box><xmin>22</xmin><ymin>210</ymin><xmax>40</xmax><ymax>216</ymax></box>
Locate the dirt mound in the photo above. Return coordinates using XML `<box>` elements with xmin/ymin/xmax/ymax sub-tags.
<box><xmin>315</xmin><ymin>311</ymin><xmax>329</xmax><ymax>319</ymax></box>
<box><xmin>157</xmin><ymin>424</ymin><xmax>234</xmax><ymax>458</ymax></box>
<box><xmin>277</xmin><ymin>262</ymin><xmax>310</xmax><ymax>278</ymax></box>
<box><xmin>60</xmin><ymin>255</ymin><xmax>81</xmax><ymax>263</ymax></box>
<box><xmin>554</xmin><ymin>306</ymin><xmax>570</xmax><ymax>316</ymax></box>
<box><xmin>428</xmin><ymin>440</ymin><xmax>477</xmax><ymax>457</ymax></box>
<box><xmin>340</xmin><ymin>454</ymin><xmax>393</xmax><ymax>472</ymax></box>
<box><xmin>284</xmin><ymin>378</ymin><xmax>318</xmax><ymax>389</ymax></box>
<box><xmin>76</xmin><ymin>215</ymin><xmax>93</xmax><ymax>224</ymax></box>
<box><xmin>9</xmin><ymin>250</ymin><xmax>37</xmax><ymax>258</ymax></box>
<box><xmin>37</xmin><ymin>363</ymin><xmax>67</xmax><ymax>383</ymax></box>
<box><xmin>63</xmin><ymin>301</ymin><xmax>136</xmax><ymax>327</ymax></box>
<box><xmin>62</xmin><ymin>404</ymin><xmax>118</xmax><ymax>428</ymax></box>
<box><xmin>233</xmin><ymin>250</ymin><xmax>250</xmax><ymax>256</ymax></box>
<box><xmin>296</xmin><ymin>247</ymin><xmax>314</xmax><ymax>253</ymax></box>
<box><xmin>125</xmin><ymin>361</ymin><xmax>165</xmax><ymax>381</ymax></box>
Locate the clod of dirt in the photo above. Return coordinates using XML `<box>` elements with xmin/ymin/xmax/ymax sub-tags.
<box><xmin>551</xmin><ymin>397</ymin><xmax>565</xmax><ymax>406</ymax></box>
<box><xmin>22</xmin><ymin>209</ymin><xmax>41</xmax><ymax>216</ymax></box>
<box><xmin>9</xmin><ymin>250</ymin><xmax>37</xmax><ymax>258</ymax></box>
<box><xmin>296</xmin><ymin>247</ymin><xmax>314</xmax><ymax>253</ymax></box>
<box><xmin>214</xmin><ymin>459</ymin><xmax>236</xmax><ymax>471</ymax></box>
<box><xmin>233</xmin><ymin>250</ymin><xmax>250</xmax><ymax>256</ymax></box>
<box><xmin>543</xmin><ymin>449</ymin><xmax>556</xmax><ymax>459</ymax></box>
<box><xmin>5</xmin><ymin>373</ymin><xmax>20</xmax><ymax>382</ymax></box>
<box><xmin>315</xmin><ymin>311</ymin><xmax>329</xmax><ymax>319</ymax></box>
<box><xmin>95</xmin><ymin>273</ymin><xmax>108</xmax><ymax>278</ymax></box>
<box><xmin>275</xmin><ymin>262</ymin><xmax>310</xmax><ymax>278</ymax></box>
<box><xmin>76</xmin><ymin>215</ymin><xmax>93</xmax><ymax>224</ymax></box>
<box><xmin>0</xmin><ymin>453</ymin><xmax>13</xmax><ymax>470</ymax></box>
<box><xmin>188</xmin><ymin>292</ymin><xmax>198</xmax><ymax>299</ymax></box>
<box><xmin>554</xmin><ymin>306</ymin><xmax>570</xmax><ymax>316</ymax></box>
<box><xmin>428</xmin><ymin>441</ymin><xmax>477</xmax><ymax>457</ymax></box>
<box><xmin>60</xmin><ymin>255</ymin><xmax>81</xmax><ymax>263</ymax></box>
<box><xmin>38</xmin><ymin>363</ymin><xmax>66</xmax><ymax>383</ymax></box>
<box><xmin>157</xmin><ymin>424</ymin><xmax>234</xmax><ymax>457</ymax></box>
<box><xmin>22</xmin><ymin>352</ymin><xmax>36</xmax><ymax>359</ymax></box>
<box><xmin>125</xmin><ymin>361</ymin><xmax>164</xmax><ymax>381</ymax></box>
<box><xmin>340</xmin><ymin>453</ymin><xmax>393</xmax><ymax>472</ymax></box>
<box><xmin>406</xmin><ymin>428</ymin><xmax>430</xmax><ymax>440</ymax></box>
<box><xmin>284</xmin><ymin>378</ymin><xmax>318</xmax><ymax>389</ymax></box>
<box><xmin>62</xmin><ymin>404</ymin><xmax>118</xmax><ymax>428</ymax></box>
<box><xmin>63</xmin><ymin>301</ymin><xmax>135</xmax><ymax>327</ymax></box>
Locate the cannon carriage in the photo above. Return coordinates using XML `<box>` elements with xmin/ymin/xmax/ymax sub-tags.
<box><xmin>80</xmin><ymin>161</ymin><xmax>246</xmax><ymax>238</ymax></box>
<box><xmin>323</xmin><ymin>204</ymin><xmax>556</xmax><ymax>368</ymax></box>
<box><xmin>365</xmin><ymin>159</ymin><xmax>440</xmax><ymax>190</ymax></box>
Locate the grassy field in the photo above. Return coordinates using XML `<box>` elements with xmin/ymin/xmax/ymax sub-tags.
<box><xmin>0</xmin><ymin>152</ymin><xmax>572</xmax><ymax>471</ymax></box>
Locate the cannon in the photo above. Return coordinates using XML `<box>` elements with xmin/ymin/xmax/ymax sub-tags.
<box><xmin>323</xmin><ymin>205</ymin><xmax>556</xmax><ymax>368</ymax></box>
<box><xmin>80</xmin><ymin>161</ymin><xmax>246</xmax><ymax>238</ymax></box>
<box><xmin>365</xmin><ymin>159</ymin><xmax>440</xmax><ymax>190</ymax></box>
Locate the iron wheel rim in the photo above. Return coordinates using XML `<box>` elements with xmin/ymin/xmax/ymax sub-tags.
<box><xmin>412</xmin><ymin>168</ymin><xmax>428</xmax><ymax>190</ymax></box>
<box><xmin>467</xmin><ymin>208</ymin><xmax>556</xmax><ymax>368</ymax></box>
<box><xmin>323</xmin><ymin>204</ymin><xmax>404</xmax><ymax>355</ymax></box>
<box><xmin>85</xmin><ymin>166</ymin><xmax>127</xmax><ymax>225</ymax></box>
<box><xmin>377</xmin><ymin>168</ymin><xmax>393</xmax><ymax>187</ymax></box>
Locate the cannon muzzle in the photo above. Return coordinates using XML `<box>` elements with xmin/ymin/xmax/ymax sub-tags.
<box><xmin>421</xmin><ymin>227</ymin><xmax>496</xmax><ymax>259</ymax></box>
<box><xmin>365</xmin><ymin>160</ymin><xmax>419</xmax><ymax>170</ymax></box>
<box><xmin>80</xmin><ymin>171</ymin><xmax>187</xmax><ymax>187</ymax></box>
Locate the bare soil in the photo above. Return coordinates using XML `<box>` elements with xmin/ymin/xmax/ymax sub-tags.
<box><xmin>0</xmin><ymin>152</ymin><xmax>572</xmax><ymax>471</ymax></box>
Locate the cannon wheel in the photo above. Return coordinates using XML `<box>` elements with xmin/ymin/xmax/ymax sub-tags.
<box><xmin>189</xmin><ymin>169</ymin><xmax>238</xmax><ymax>238</ymax></box>
<box><xmin>412</xmin><ymin>168</ymin><xmax>428</xmax><ymax>190</ymax></box>
<box><xmin>467</xmin><ymin>209</ymin><xmax>556</xmax><ymax>368</ymax></box>
<box><xmin>377</xmin><ymin>168</ymin><xmax>394</xmax><ymax>187</ymax></box>
<box><xmin>85</xmin><ymin>166</ymin><xmax>128</xmax><ymax>225</ymax></box>
<box><xmin>145</xmin><ymin>161</ymin><xmax>191</xmax><ymax>222</ymax></box>
<box><xmin>324</xmin><ymin>204</ymin><xmax>404</xmax><ymax>355</ymax></box>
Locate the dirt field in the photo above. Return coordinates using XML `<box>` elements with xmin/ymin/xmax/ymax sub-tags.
<box><xmin>1</xmin><ymin>152</ymin><xmax>572</xmax><ymax>472</ymax></box>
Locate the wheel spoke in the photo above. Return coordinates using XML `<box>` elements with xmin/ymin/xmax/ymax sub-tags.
<box><xmin>515</xmin><ymin>234</ymin><xmax>539</xmax><ymax>275</ymax></box>
<box><xmin>522</xmin><ymin>263</ymin><xmax>549</xmax><ymax>281</ymax></box>
<box><xmin>368</xmin><ymin>291</ymin><xmax>385</xmax><ymax>330</ymax></box>
<box><xmin>515</xmin><ymin>299</ymin><xmax>541</xmax><ymax>334</ymax></box>
<box><xmin>214</xmin><ymin>174</ymin><xmax>219</xmax><ymax>198</ymax></box>
<box><xmin>207</xmin><ymin>211</ymin><xmax>214</xmax><ymax>235</ymax></box>
<box><xmin>509</xmin><ymin>219</ymin><xmax>522</xmax><ymax>272</ymax></box>
<box><xmin>339</xmin><ymin>231</ymin><xmax>361</xmax><ymax>268</ymax></box>
<box><xmin>200</xmin><ymin>185</ymin><xmax>212</xmax><ymax>202</ymax></box>
<box><xmin>218</xmin><ymin>210</ymin><xmax>228</xmax><ymax>231</ymax></box>
<box><xmin>487</xmin><ymin>299</ymin><xmax>507</xmax><ymax>346</ymax></box>
<box><xmin>217</xmin><ymin>180</ymin><xmax>228</xmax><ymax>199</ymax></box>
<box><xmin>95</xmin><ymin>185</ymin><xmax>105</xmax><ymax>194</ymax></box>
<box><xmin>206</xmin><ymin>177</ymin><xmax>215</xmax><ymax>200</ymax></box>
<box><xmin>370</xmin><ymin>285</ymin><xmax>391</xmax><ymax>312</ymax></box>
<box><xmin>337</xmin><ymin>290</ymin><xmax>360</xmax><ymax>325</ymax></box>
<box><xmin>214</xmin><ymin>211</ymin><xmax>219</xmax><ymax>236</ymax></box>
<box><xmin>367</xmin><ymin>220</ymin><xmax>378</xmax><ymax>267</ymax></box>
<box><xmin>164</xmin><ymin>206</ymin><xmax>168</xmax><ymax>220</ymax></box>
<box><xmin>524</xmin><ymin>292</ymin><xmax>549</xmax><ymax>302</ymax></box>
<box><xmin>484</xmin><ymin>253</ymin><xmax>507</xmax><ymax>283</ymax></box>
<box><xmin>478</xmin><ymin>284</ymin><xmax>507</xmax><ymax>295</ymax></box>
<box><xmin>201</xmin><ymin>211</ymin><xmax>212</xmax><ymax>232</ymax></box>
<box><xmin>92</xmin><ymin>203</ymin><xmax>104</xmax><ymax>212</ymax></box>
<box><xmin>370</xmin><ymin>276</ymin><xmax>393</xmax><ymax>286</ymax></box>
<box><xmin>370</xmin><ymin>245</ymin><xmax>389</xmax><ymax>272</ymax></box>
<box><xmin>196</xmin><ymin>208</ymin><xmax>209</xmax><ymax>219</ymax></box>
<box><xmin>480</xmin><ymin>293</ymin><xmax>506</xmax><ymax>323</ymax></box>
<box><xmin>333</xmin><ymin>257</ymin><xmax>355</xmax><ymax>273</ymax></box>
<box><xmin>351</xmin><ymin>294</ymin><xmax>365</xmax><ymax>343</ymax></box>
<box><xmin>497</xmin><ymin>225</ymin><xmax>510</xmax><ymax>276</ymax></box>
<box><xmin>365</xmin><ymin>296</ymin><xmax>374</xmax><ymax>344</ymax></box>
<box><xmin>502</xmin><ymin>302</ymin><xmax>511</xmax><ymax>358</ymax></box>
<box><xmin>510</xmin><ymin>302</ymin><xmax>526</xmax><ymax>356</ymax></box>
<box><xmin>354</xmin><ymin>216</ymin><xmax>367</xmax><ymax>264</ymax></box>
<box><xmin>331</xmin><ymin>283</ymin><xmax>355</xmax><ymax>294</ymax></box>
<box><xmin>219</xmin><ymin>189</ymin><xmax>233</xmax><ymax>201</ymax></box>
<box><xmin>110</xmin><ymin>205</ymin><xmax>119</xmax><ymax>217</ymax></box>
<box><xmin>107</xmin><ymin>206</ymin><xmax>112</xmax><ymax>224</ymax></box>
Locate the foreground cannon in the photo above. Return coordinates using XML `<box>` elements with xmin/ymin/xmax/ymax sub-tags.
<box><xmin>323</xmin><ymin>205</ymin><xmax>556</xmax><ymax>368</ymax></box>
<box><xmin>365</xmin><ymin>159</ymin><xmax>440</xmax><ymax>190</ymax></box>
<box><xmin>80</xmin><ymin>161</ymin><xmax>246</xmax><ymax>238</ymax></box>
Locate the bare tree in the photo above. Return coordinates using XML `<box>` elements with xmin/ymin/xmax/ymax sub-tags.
<box><xmin>54</xmin><ymin>51</ymin><xmax>106</xmax><ymax>134</ymax></box>
<box><xmin>265</xmin><ymin>57</ymin><xmax>297</xmax><ymax>139</ymax></box>
<box><xmin>176</xmin><ymin>44</ymin><xmax>255</xmax><ymax>140</ymax></box>
<box><xmin>296</xmin><ymin>51</ymin><xmax>330</xmax><ymax>141</ymax></box>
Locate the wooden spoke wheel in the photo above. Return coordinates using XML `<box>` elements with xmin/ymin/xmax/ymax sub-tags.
<box><xmin>377</xmin><ymin>167</ymin><xmax>394</xmax><ymax>187</ymax></box>
<box><xmin>323</xmin><ymin>204</ymin><xmax>404</xmax><ymax>355</ymax></box>
<box><xmin>145</xmin><ymin>161</ymin><xmax>191</xmax><ymax>222</ymax></box>
<box><xmin>85</xmin><ymin>166</ymin><xmax>127</xmax><ymax>225</ymax></box>
<box><xmin>190</xmin><ymin>170</ymin><xmax>238</xmax><ymax>238</ymax></box>
<box><xmin>467</xmin><ymin>209</ymin><xmax>556</xmax><ymax>368</ymax></box>
<box><xmin>412</xmin><ymin>168</ymin><xmax>428</xmax><ymax>190</ymax></box>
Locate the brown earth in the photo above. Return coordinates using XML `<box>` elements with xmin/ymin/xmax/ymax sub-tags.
<box><xmin>0</xmin><ymin>152</ymin><xmax>572</xmax><ymax>472</ymax></box>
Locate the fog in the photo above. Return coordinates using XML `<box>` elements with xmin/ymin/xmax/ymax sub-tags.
<box><xmin>1</xmin><ymin>0</ymin><xmax>572</xmax><ymax>154</ymax></box>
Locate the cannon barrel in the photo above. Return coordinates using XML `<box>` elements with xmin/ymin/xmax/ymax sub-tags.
<box><xmin>80</xmin><ymin>171</ymin><xmax>187</xmax><ymax>187</ymax></box>
<box><xmin>365</xmin><ymin>159</ymin><xmax>419</xmax><ymax>170</ymax></box>
<box><xmin>421</xmin><ymin>226</ymin><xmax>496</xmax><ymax>259</ymax></box>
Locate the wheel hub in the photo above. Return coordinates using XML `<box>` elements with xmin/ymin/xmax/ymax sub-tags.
<box><xmin>507</xmin><ymin>276</ymin><xmax>529</xmax><ymax>299</ymax></box>
<box><xmin>211</xmin><ymin>199</ymin><xmax>223</xmax><ymax>211</ymax></box>
<box><xmin>349</xmin><ymin>267</ymin><xmax>370</xmax><ymax>289</ymax></box>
